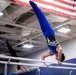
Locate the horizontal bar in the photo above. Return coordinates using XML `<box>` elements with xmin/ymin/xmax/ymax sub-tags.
<box><xmin>0</xmin><ymin>61</ymin><xmax>7</xmax><ymax>64</ymax></box>
<box><xmin>10</xmin><ymin>62</ymin><xmax>76</xmax><ymax>70</ymax></box>
<box><xmin>0</xmin><ymin>55</ymin><xmax>52</xmax><ymax>63</ymax></box>
<box><xmin>0</xmin><ymin>60</ymin><xmax>76</xmax><ymax>70</ymax></box>
<box><xmin>0</xmin><ymin>55</ymin><xmax>76</xmax><ymax>66</ymax></box>
<box><xmin>49</xmin><ymin>66</ymin><xmax>76</xmax><ymax>70</ymax></box>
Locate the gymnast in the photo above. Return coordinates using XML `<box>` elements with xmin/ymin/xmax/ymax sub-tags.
<box><xmin>6</xmin><ymin>40</ymin><xmax>28</xmax><ymax>71</ymax></box>
<box><xmin>29</xmin><ymin>1</ymin><xmax>65</xmax><ymax>67</ymax></box>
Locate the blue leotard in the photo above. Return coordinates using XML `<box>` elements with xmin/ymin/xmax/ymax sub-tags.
<box><xmin>29</xmin><ymin>1</ymin><xmax>59</xmax><ymax>54</ymax></box>
<box><xmin>46</xmin><ymin>38</ymin><xmax>59</xmax><ymax>54</ymax></box>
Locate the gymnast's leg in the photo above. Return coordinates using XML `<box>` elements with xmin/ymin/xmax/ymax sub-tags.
<box><xmin>29</xmin><ymin>1</ymin><xmax>55</xmax><ymax>40</ymax></box>
<box><xmin>6</xmin><ymin>40</ymin><xmax>21</xmax><ymax>70</ymax></box>
<box><xmin>6</xmin><ymin>40</ymin><xmax>18</xmax><ymax>57</ymax></box>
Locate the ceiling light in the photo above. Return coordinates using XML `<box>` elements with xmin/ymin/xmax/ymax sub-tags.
<box><xmin>0</xmin><ymin>12</ymin><xmax>3</xmax><ymax>16</ymax></box>
<box><xmin>23</xmin><ymin>44</ymin><xmax>34</xmax><ymax>49</ymax></box>
<box><xmin>58</xmin><ymin>27</ymin><xmax>71</xmax><ymax>33</ymax></box>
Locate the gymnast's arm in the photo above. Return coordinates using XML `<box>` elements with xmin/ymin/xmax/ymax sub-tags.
<box><xmin>41</xmin><ymin>52</ymin><xmax>53</xmax><ymax>67</ymax></box>
<box><xmin>56</xmin><ymin>44</ymin><xmax>62</xmax><ymax>64</ymax></box>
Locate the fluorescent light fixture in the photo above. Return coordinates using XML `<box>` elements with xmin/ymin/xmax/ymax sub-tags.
<box><xmin>58</xmin><ymin>27</ymin><xmax>71</xmax><ymax>33</ymax></box>
<box><xmin>0</xmin><ymin>12</ymin><xmax>3</xmax><ymax>16</ymax></box>
<box><xmin>23</xmin><ymin>44</ymin><xmax>34</xmax><ymax>49</ymax></box>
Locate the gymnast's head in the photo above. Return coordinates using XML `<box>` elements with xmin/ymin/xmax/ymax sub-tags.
<box><xmin>56</xmin><ymin>53</ymin><xmax>65</xmax><ymax>62</ymax></box>
<box><xmin>61</xmin><ymin>53</ymin><xmax>65</xmax><ymax>62</ymax></box>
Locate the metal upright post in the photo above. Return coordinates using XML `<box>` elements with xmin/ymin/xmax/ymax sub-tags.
<box><xmin>4</xmin><ymin>63</ymin><xmax>7</xmax><ymax>75</ymax></box>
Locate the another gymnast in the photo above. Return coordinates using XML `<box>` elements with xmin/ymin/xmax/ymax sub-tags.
<box><xmin>29</xmin><ymin>1</ymin><xmax>65</xmax><ymax>67</ymax></box>
<box><xmin>6</xmin><ymin>40</ymin><xmax>28</xmax><ymax>71</ymax></box>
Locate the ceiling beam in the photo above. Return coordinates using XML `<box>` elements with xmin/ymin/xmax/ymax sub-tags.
<box><xmin>0</xmin><ymin>26</ymin><xmax>22</xmax><ymax>34</ymax></box>
<box><xmin>0</xmin><ymin>21</ymin><xmax>40</xmax><ymax>31</ymax></box>
<box><xmin>14</xmin><ymin>33</ymin><xmax>42</xmax><ymax>47</ymax></box>
<box><xmin>0</xmin><ymin>34</ymin><xmax>22</xmax><ymax>40</ymax></box>
<box><xmin>53</xmin><ymin>19</ymin><xmax>72</xmax><ymax>29</ymax></box>
<box><xmin>55</xmin><ymin>32</ymin><xmax>70</xmax><ymax>38</ymax></box>
<box><xmin>30</xmin><ymin>40</ymin><xmax>46</xmax><ymax>45</ymax></box>
<box><xmin>0</xmin><ymin>19</ymin><xmax>72</xmax><ymax>47</ymax></box>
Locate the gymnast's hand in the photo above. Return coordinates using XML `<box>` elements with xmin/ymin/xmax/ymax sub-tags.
<box><xmin>58</xmin><ymin>60</ymin><xmax>62</xmax><ymax>64</ymax></box>
<box><xmin>45</xmin><ymin>64</ymin><xmax>49</xmax><ymax>67</ymax></box>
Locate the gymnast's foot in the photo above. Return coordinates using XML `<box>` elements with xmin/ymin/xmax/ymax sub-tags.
<box><xmin>29</xmin><ymin>1</ymin><xmax>36</xmax><ymax>6</ymax></box>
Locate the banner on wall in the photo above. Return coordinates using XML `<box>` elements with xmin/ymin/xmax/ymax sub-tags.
<box><xmin>11</xmin><ymin>0</ymin><xmax>76</xmax><ymax>18</ymax></box>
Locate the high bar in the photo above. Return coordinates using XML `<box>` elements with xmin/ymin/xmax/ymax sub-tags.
<box><xmin>0</xmin><ymin>55</ymin><xmax>51</xmax><ymax>63</ymax></box>
<box><xmin>10</xmin><ymin>62</ymin><xmax>76</xmax><ymax>70</ymax></box>
<box><xmin>0</xmin><ymin>60</ymin><xmax>76</xmax><ymax>70</ymax></box>
<box><xmin>0</xmin><ymin>61</ymin><xmax>7</xmax><ymax>64</ymax></box>
<box><xmin>0</xmin><ymin>55</ymin><xmax>76</xmax><ymax>66</ymax></box>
